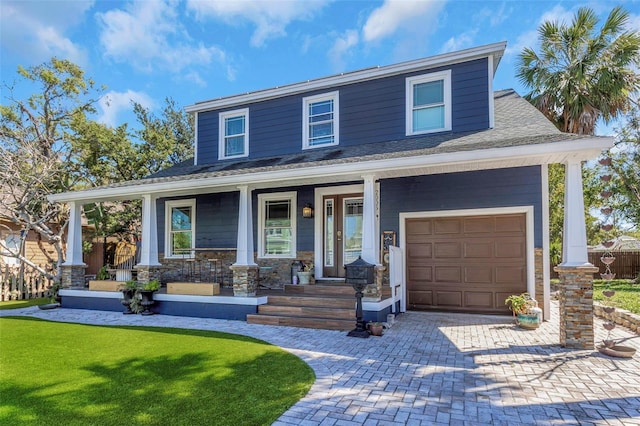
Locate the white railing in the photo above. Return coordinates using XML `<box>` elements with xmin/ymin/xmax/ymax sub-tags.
<box><xmin>388</xmin><ymin>245</ymin><xmax>405</xmax><ymax>312</ymax></box>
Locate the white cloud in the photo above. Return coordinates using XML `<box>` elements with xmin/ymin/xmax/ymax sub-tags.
<box><xmin>97</xmin><ymin>0</ymin><xmax>226</xmax><ymax>74</ymax></box>
<box><xmin>440</xmin><ymin>30</ymin><xmax>477</xmax><ymax>54</ymax></box>
<box><xmin>0</xmin><ymin>0</ymin><xmax>91</xmax><ymax>64</ymax></box>
<box><xmin>362</xmin><ymin>0</ymin><xmax>445</xmax><ymax>43</ymax></box>
<box><xmin>98</xmin><ymin>90</ymin><xmax>154</xmax><ymax>128</ymax></box>
<box><xmin>328</xmin><ymin>30</ymin><xmax>359</xmax><ymax>70</ymax></box>
<box><xmin>186</xmin><ymin>0</ymin><xmax>330</xmax><ymax>47</ymax></box>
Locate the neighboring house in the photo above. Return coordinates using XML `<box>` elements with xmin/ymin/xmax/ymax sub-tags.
<box><xmin>50</xmin><ymin>42</ymin><xmax>612</xmax><ymax>324</ymax></box>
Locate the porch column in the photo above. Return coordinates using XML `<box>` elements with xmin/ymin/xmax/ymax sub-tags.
<box><xmin>231</xmin><ymin>185</ymin><xmax>258</xmax><ymax>296</ymax></box>
<box><xmin>60</xmin><ymin>201</ymin><xmax>86</xmax><ymax>287</ymax></box>
<box><xmin>554</xmin><ymin>159</ymin><xmax>597</xmax><ymax>349</ymax></box>
<box><xmin>136</xmin><ymin>194</ymin><xmax>162</xmax><ymax>283</ymax></box>
<box><xmin>361</xmin><ymin>174</ymin><xmax>384</xmax><ymax>301</ymax></box>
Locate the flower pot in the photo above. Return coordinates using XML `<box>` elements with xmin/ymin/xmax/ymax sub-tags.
<box><xmin>516</xmin><ymin>313</ymin><xmax>540</xmax><ymax>329</ymax></box>
<box><xmin>139</xmin><ymin>290</ymin><xmax>156</xmax><ymax>315</ymax></box>
<box><xmin>297</xmin><ymin>271</ymin><xmax>312</xmax><ymax>285</ymax></box>
<box><xmin>121</xmin><ymin>289</ymin><xmax>136</xmax><ymax>314</ymax></box>
<box><xmin>367</xmin><ymin>323</ymin><xmax>384</xmax><ymax>336</ymax></box>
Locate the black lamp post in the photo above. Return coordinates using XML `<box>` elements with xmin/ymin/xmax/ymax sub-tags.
<box><xmin>345</xmin><ymin>256</ymin><xmax>375</xmax><ymax>338</ymax></box>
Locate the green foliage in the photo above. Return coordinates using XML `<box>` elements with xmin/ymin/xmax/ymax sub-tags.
<box><xmin>505</xmin><ymin>293</ymin><xmax>536</xmax><ymax>315</ymax></box>
<box><xmin>142</xmin><ymin>279</ymin><xmax>161</xmax><ymax>292</ymax></box>
<box><xmin>0</xmin><ymin>318</ymin><xmax>314</xmax><ymax>425</ymax></box>
<box><xmin>594</xmin><ymin>280</ymin><xmax>640</xmax><ymax>314</ymax></box>
<box><xmin>96</xmin><ymin>266</ymin><xmax>110</xmax><ymax>280</ymax></box>
<box><xmin>119</xmin><ymin>279</ymin><xmax>139</xmax><ymax>291</ymax></box>
<box><xmin>517</xmin><ymin>6</ymin><xmax>640</xmax><ymax>135</ymax></box>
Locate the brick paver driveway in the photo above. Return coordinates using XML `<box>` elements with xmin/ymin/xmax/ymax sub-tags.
<box><xmin>3</xmin><ymin>301</ymin><xmax>639</xmax><ymax>425</ymax></box>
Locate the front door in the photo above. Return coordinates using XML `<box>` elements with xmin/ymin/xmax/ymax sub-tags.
<box><xmin>323</xmin><ymin>194</ymin><xmax>364</xmax><ymax>277</ymax></box>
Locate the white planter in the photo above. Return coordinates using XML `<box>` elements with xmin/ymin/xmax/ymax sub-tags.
<box><xmin>297</xmin><ymin>271</ymin><xmax>312</xmax><ymax>285</ymax></box>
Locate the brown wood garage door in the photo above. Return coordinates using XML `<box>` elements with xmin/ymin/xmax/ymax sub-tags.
<box><xmin>406</xmin><ymin>213</ymin><xmax>527</xmax><ymax>314</ymax></box>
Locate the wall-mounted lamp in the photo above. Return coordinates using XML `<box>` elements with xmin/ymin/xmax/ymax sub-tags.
<box><xmin>302</xmin><ymin>203</ymin><xmax>314</xmax><ymax>218</ymax></box>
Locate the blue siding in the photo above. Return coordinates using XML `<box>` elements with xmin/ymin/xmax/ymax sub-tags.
<box><xmin>380</xmin><ymin>167</ymin><xmax>543</xmax><ymax>247</ymax></box>
<box><xmin>196</xmin><ymin>58</ymin><xmax>490</xmax><ymax>164</ymax></box>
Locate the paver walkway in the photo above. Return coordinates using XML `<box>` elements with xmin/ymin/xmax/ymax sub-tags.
<box><xmin>2</xmin><ymin>302</ymin><xmax>639</xmax><ymax>425</ymax></box>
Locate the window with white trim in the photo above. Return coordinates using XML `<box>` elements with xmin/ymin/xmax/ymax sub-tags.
<box><xmin>165</xmin><ymin>199</ymin><xmax>196</xmax><ymax>258</ymax></box>
<box><xmin>2</xmin><ymin>234</ymin><xmax>19</xmax><ymax>267</ymax></box>
<box><xmin>258</xmin><ymin>192</ymin><xmax>297</xmax><ymax>258</ymax></box>
<box><xmin>303</xmin><ymin>91</ymin><xmax>339</xmax><ymax>149</ymax></box>
<box><xmin>406</xmin><ymin>70</ymin><xmax>451</xmax><ymax>135</ymax></box>
<box><xmin>219</xmin><ymin>108</ymin><xmax>249</xmax><ymax>159</ymax></box>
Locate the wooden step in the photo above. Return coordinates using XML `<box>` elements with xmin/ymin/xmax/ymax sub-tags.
<box><xmin>267</xmin><ymin>294</ymin><xmax>354</xmax><ymax>309</ymax></box>
<box><xmin>246</xmin><ymin>314</ymin><xmax>355</xmax><ymax>331</ymax></box>
<box><xmin>258</xmin><ymin>304</ymin><xmax>355</xmax><ymax>319</ymax></box>
<box><xmin>284</xmin><ymin>283</ymin><xmax>355</xmax><ymax>296</ymax></box>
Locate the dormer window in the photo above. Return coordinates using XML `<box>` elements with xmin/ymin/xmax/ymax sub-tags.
<box><xmin>406</xmin><ymin>70</ymin><xmax>451</xmax><ymax>135</ymax></box>
<box><xmin>219</xmin><ymin>108</ymin><xmax>249</xmax><ymax>159</ymax></box>
<box><xmin>303</xmin><ymin>91</ymin><xmax>339</xmax><ymax>149</ymax></box>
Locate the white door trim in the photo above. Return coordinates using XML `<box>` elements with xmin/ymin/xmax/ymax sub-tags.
<box><xmin>399</xmin><ymin>206</ymin><xmax>536</xmax><ymax>304</ymax></box>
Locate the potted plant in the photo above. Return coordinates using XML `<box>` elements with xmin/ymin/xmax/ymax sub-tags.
<box><xmin>505</xmin><ymin>292</ymin><xmax>540</xmax><ymax>329</ymax></box>
<box><xmin>119</xmin><ymin>280</ymin><xmax>140</xmax><ymax>314</ymax></box>
<box><xmin>139</xmin><ymin>279</ymin><xmax>161</xmax><ymax>316</ymax></box>
<box><xmin>367</xmin><ymin>321</ymin><xmax>385</xmax><ymax>336</ymax></box>
<box><xmin>297</xmin><ymin>262</ymin><xmax>314</xmax><ymax>285</ymax></box>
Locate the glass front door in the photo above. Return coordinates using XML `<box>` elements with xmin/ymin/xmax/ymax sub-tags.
<box><xmin>323</xmin><ymin>194</ymin><xmax>363</xmax><ymax>278</ymax></box>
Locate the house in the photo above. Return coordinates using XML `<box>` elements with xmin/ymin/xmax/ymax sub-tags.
<box><xmin>50</xmin><ymin>42</ymin><xmax>612</xmax><ymax>342</ymax></box>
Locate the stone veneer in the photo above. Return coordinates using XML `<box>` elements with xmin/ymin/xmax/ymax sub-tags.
<box><xmin>534</xmin><ymin>248</ymin><xmax>544</xmax><ymax>317</ymax></box>
<box><xmin>134</xmin><ymin>265</ymin><xmax>163</xmax><ymax>283</ymax></box>
<box><xmin>594</xmin><ymin>303</ymin><xmax>640</xmax><ymax>334</ymax></box>
<box><xmin>363</xmin><ymin>265</ymin><xmax>386</xmax><ymax>301</ymax></box>
<box><xmin>230</xmin><ymin>265</ymin><xmax>258</xmax><ymax>296</ymax></box>
<box><xmin>60</xmin><ymin>264</ymin><xmax>86</xmax><ymax>288</ymax></box>
<box><xmin>554</xmin><ymin>265</ymin><xmax>598</xmax><ymax>349</ymax></box>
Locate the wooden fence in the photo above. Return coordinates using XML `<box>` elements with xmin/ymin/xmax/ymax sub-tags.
<box><xmin>0</xmin><ymin>266</ymin><xmax>54</xmax><ymax>301</ymax></box>
<box><xmin>552</xmin><ymin>251</ymin><xmax>640</xmax><ymax>280</ymax></box>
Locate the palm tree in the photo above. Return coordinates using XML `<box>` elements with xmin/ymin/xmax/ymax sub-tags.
<box><xmin>517</xmin><ymin>6</ymin><xmax>640</xmax><ymax>135</ymax></box>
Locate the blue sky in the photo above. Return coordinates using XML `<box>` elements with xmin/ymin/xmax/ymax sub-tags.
<box><xmin>1</xmin><ymin>0</ymin><xmax>638</xmax><ymax>135</ymax></box>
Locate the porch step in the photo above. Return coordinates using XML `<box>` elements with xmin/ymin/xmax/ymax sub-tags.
<box><xmin>246</xmin><ymin>314</ymin><xmax>354</xmax><ymax>331</ymax></box>
<box><xmin>247</xmin><ymin>282</ymin><xmax>358</xmax><ymax>331</ymax></box>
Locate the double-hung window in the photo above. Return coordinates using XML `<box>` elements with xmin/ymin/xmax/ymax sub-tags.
<box><xmin>406</xmin><ymin>70</ymin><xmax>451</xmax><ymax>135</ymax></box>
<box><xmin>165</xmin><ymin>199</ymin><xmax>196</xmax><ymax>258</ymax></box>
<box><xmin>219</xmin><ymin>108</ymin><xmax>249</xmax><ymax>159</ymax></box>
<box><xmin>258</xmin><ymin>192</ymin><xmax>297</xmax><ymax>258</ymax></box>
<box><xmin>303</xmin><ymin>91</ymin><xmax>339</xmax><ymax>149</ymax></box>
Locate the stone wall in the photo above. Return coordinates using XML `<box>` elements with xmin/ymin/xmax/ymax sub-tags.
<box><xmin>60</xmin><ymin>265</ymin><xmax>86</xmax><ymax>288</ymax></box>
<box><xmin>555</xmin><ymin>265</ymin><xmax>598</xmax><ymax>349</ymax></box>
<box><xmin>594</xmin><ymin>303</ymin><xmax>640</xmax><ymax>334</ymax></box>
<box><xmin>534</xmin><ymin>248</ymin><xmax>544</xmax><ymax>317</ymax></box>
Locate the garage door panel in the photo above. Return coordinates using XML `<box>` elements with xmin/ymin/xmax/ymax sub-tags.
<box><xmin>436</xmin><ymin>291</ymin><xmax>462</xmax><ymax>307</ymax></box>
<box><xmin>406</xmin><ymin>213</ymin><xmax>527</xmax><ymax>314</ymax></box>
<box><xmin>434</xmin><ymin>266</ymin><xmax>461</xmax><ymax>282</ymax></box>
<box><xmin>465</xmin><ymin>292</ymin><xmax>493</xmax><ymax>308</ymax></box>
<box><xmin>434</xmin><ymin>242</ymin><xmax>461</xmax><ymax>258</ymax></box>
<box><xmin>464</xmin><ymin>266</ymin><xmax>493</xmax><ymax>283</ymax></box>
<box><xmin>408</xmin><ymin>266</ymin><xmax>432</xmax><ymax>283</ymax></box>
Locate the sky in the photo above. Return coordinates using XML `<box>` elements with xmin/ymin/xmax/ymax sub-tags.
<box><xmin>1</xmin><ymin>0</ymin><xmax>639</xmax><ymax>135</ymax></box>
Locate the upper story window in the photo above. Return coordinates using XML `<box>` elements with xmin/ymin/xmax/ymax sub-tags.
<box><xmin>406</xmin><ymin>70</ymin><xmax>451</xmax><ymax>135</ymax></box>
<box><xmin>303</xmin><ymin>91</ymin><xmax>339</xmax><ymax>149</ymax></box>
<box><xmin>258</xmin><ymin>192</ymin><xmax>297</xmax><ymax>258</ymax></box>
<box><xmin>219</xmin><ymin>108</ymin><xmax>249</xmax><ymax>159</ymax></box>
<box><xmin>165</xmin><ymin>199</ymin><xmax>196</xmax><ymax>258</ymax></box>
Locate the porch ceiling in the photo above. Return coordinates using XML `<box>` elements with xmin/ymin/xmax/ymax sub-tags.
<box><xmin>49</xmin><ymin>136</ymin><xmax>611</xmax><ymax>204</ymax></box>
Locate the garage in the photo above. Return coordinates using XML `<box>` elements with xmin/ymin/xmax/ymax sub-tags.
<box><xmin>405</xmin><ymin>213</ymin><xmax>527</xmax><ymax>314</ymax></box>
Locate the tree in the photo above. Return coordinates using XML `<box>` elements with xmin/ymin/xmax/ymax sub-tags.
<box><xmin>517</xmin><ymin>6</ymin><xmax>640</xmax><ymax>135</ymax></box>
<box><xmin>0</xmin><ymin>58</ymin><xmax>103</xmax><ymax>281</ymax></box>
<box><xmin>517</xmin><ymin>6</ymin><xmax>640</xmax><ymax>249</ymax></box>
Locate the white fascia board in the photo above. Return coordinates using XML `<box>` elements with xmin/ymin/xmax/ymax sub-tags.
<box><xmin>185</xmin><ymin>42</ymin><xmax>507</xmax><ymax>113</ymax></box>
<box><xmin>48</xmin><ymin>136</ymin><xmax>611</xmax><ymax>204</ymax></box>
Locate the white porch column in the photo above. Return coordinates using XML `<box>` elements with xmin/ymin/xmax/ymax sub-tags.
<box><xmin>361</xmin><ymin>174</ymin><xmax>378</xmax><ymax>265</ymax></box>
<box><xmin>138</xmin><ymin>194</ymin><xmax>161</xmax><ymax>266</ymax></box>
<box><xmin>63</xmin><ymin>201</ymin><xmax>85</xmax><ymax>266</ymax></box>
<box><xmin>560</xmin><ymin>159</ymin><xmax>592</xmax><ymax>267</ymax></box>
<box><xmin>234</xmin><ymin>185</ymin><xmax>257</xmax><ymax>266</ymax></box>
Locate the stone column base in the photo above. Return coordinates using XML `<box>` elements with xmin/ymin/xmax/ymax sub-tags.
<box><xmin>60</xmin><ymin>264</ymin><xmax>86</xmax><ymax>288</ymax></box>
<box><xmin>135</xmin><ymin>265</ymin><xmax>163</xmax><ymax>283</ymax></box>
<box><xmin>363</xmin><ymin>264</ymin><xmax>386</xmax><ymax>302</ymax></box>
<box><xmin>230</xmin><ymin>264</ymin><xmax>259</xmax><ymax>297</ymax></box>
<box><xmin>554</xmin><ymin>264</ymin><xmax>598</xmax><ymax>349</ymax></box>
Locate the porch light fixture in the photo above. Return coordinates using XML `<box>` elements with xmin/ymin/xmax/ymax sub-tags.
<box><xmin>302</xmin><ymin>203</ymin><xmax>314</xmax><ymax>218</ymax></box>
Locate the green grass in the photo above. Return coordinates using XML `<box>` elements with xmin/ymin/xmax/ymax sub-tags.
<box><xmin>0</xmin><ymin>298</ymin><xmax>52</xmax><ymax>310</ymax></box>
<box><xmin>593</xmin><ymin>279</ymin><xmax>640</xmax><ymax>315</ymax></box>
<box><xmin>0</xmin><ymin>318</ymin><xmax>315</xmax><ymax>426</ymax></box>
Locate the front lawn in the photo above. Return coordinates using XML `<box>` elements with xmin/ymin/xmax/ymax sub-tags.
<box><xmin>593</xmin><ymin>279</ymin><xmax>640</xmax><ymax>315</ymax></box>
<box><xmin>0</xmin><ymin>318</ymin><xmax>314</xmax><ymax>426</ymax></box>
<box><xmin>0</xmin><ymin>298</ymin><xmax>52</xmax><ymax>310</ymax></box>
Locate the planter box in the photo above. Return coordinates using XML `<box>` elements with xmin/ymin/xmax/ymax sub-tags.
<box><xmin>88</xmin><ymin>280</ymin><xmax>122</xmax><ymax>292</ymax></box>
<box><xmin>167</xmin><ymin>282</ymin><xmax>220</xmax><ymax>296</ymax></box>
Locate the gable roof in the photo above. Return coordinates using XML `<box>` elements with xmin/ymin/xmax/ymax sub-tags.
<box><xmin>49</xmin><ymin>89</ymin><xmax>612</xmax><ymax>204</ymax></box>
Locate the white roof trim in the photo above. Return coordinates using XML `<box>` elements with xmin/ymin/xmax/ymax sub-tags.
<box><xmin>48</xmin><ymin>136</ymin><xmax>612</xmax><ymax>204</ymax></box>
<box><xmin>185</xmin><ymin>41</ymin><xmax>507</xmax><ymax>113</ymax></box>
